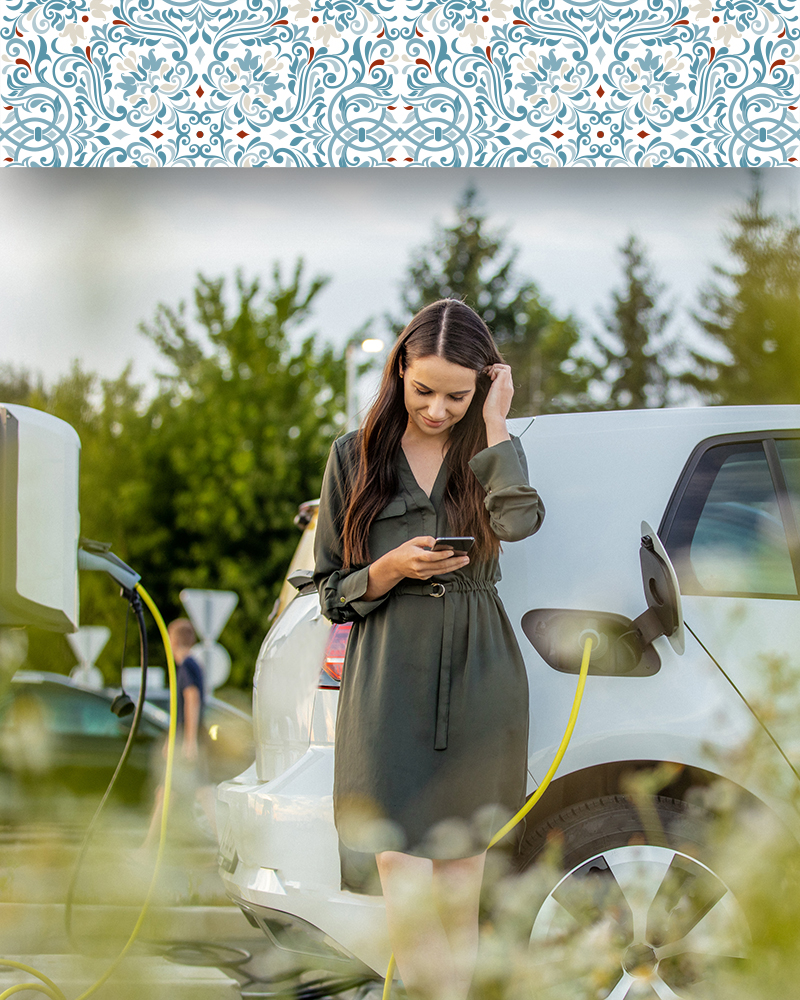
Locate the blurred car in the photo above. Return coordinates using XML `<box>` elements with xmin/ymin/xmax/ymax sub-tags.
<box><xmin>0</xmin><ymin>671</ymin><xmax>169</xmax><ymax>822</ymax></box>
<box><xmin>131</xmin><ymin>685</ymin><xmax>255</xmax><ymax>783</ymax></box>
<box><xmin>217</xmin><ymin>406</ymin><xmax>800</xmax><ymax>993</ymax></box>
<box><xmin>270</xmin><ymin>500</ymin><xmax>320</xmax><ymax>623</ymax></box>
<box><xmin>0</xmin><ymin>671</ymin><xmax>255</xmax><ymax>824</ymax></box>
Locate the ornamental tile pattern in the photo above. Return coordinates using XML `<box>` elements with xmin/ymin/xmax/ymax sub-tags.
<box><xmin>2</xmin><ymin>0</ymin><xmax>799</xmax><ymax>165</ymax></box>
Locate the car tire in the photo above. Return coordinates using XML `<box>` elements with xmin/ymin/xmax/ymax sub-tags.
<box><xmin>512</xmin><ymin>795</ymin><xmax>749</xmax><ymax>1000</ymax></box>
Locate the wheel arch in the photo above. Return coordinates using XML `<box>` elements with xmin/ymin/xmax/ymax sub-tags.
<box><xmin>514</xmin><ymin>758</ymin><xmax>776</xmax><ymax>860</ymax></box>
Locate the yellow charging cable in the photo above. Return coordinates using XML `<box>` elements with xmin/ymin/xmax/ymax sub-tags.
<box><xmin>381</xmin><ymin>634</ymin><xmax>595</xmax><ymax>1000</ymax></box>
<box><xmin>0</xmin><ymin>584</ymin><xmax>177</xmax><ymax>1000</ymax></box>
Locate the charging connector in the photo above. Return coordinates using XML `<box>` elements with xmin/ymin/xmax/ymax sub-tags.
<box><xmin>77</xmin><ymin>540</ymin><xmax>141</xmax><ymax>592</ymax></box>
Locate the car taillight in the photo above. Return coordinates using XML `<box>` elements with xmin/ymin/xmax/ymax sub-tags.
<box><xmin>321</xmin><ymin>622</ymin><xmax>352</xmax><ymax>687</ymax></box>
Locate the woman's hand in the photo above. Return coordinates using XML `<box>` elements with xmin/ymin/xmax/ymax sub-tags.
<box><xmin>482</xmin><ymin>364</ymin><xmax>513</xmax><ymax>445</ymax></box>
<box><xmin>364</xmin><ymin>537</ymin><xmax>470</xmax><ymax>600</ymax></box>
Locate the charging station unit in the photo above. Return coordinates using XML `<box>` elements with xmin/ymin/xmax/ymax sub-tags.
<box><xmin>0</xmin><ymin>402</ymin><xmax>80</xmax><ymax>635</ymax></box>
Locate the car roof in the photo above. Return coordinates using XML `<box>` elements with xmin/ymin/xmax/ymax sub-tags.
<box><xmin>128</xmin><ymin>686</ymin><xmax>251</xmax><ymax>720</ymax></box>
<box><xmin>510</xmin><ymin>404</ymin><xmax>800</xmax><ymax>434</ymax></box>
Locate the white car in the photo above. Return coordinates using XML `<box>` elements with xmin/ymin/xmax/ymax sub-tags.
<box><xmin>217</xmin><ymin>406</ymin><xmax>800</xmax><ymax>993</ymax></box>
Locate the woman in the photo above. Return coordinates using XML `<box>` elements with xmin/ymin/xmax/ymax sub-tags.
<box><xmin>314</xmin><ymin>299</ymin><xmax>544</xmax><ymax>1000</ymax></box>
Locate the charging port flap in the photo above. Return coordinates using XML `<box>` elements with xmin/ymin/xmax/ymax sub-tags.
<box><xmin>637</xmin><ymin>520</ymin><xmax>685</xmax><ymax>655</ymax></box>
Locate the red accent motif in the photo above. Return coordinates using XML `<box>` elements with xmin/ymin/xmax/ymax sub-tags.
<box><xmin>196</xmin><ymin>130</ymin><xmax>203</xmax><ymax>137</ymax></box>
<box><xmin>15</xmin><ymin>29</ymin><xmax>22</xmax><ymax>37</ymax></box>
<box><xmin>4</xmin><ymin>106</ymin><xmax>12</xmax><ymax>110</ymax></box>
<box><xmin>312</xmin><ymin>16</ymin><xmax>319</xmax><ymax>22</ymax></box>
<box><xmin>4</xmin><ymin>158</ymin><xmax>12</xmax><ymax>162</ymax></box>
<box><xmin>779</xmin><ymin>29</ymin><xmax>785</xmax><ymax>37</ymax></box>
<box><xmin>597</xmin><ymin>86</ymin><xmax>604</xmax><ymax>97</ymax></box>
<box><xmin>15</xmin><ymin>58</ymin><xmax>32</xmax><ymax>72</ymax></box>
<box><xmin>512</xmin><ymin>19</ymin><xmax>531</xmax><ymax>25</ymax></box>
<box><xmin>415</xmin><ymin>58</ymin><xmax>431</xmax><ymax>72</ymax></box>
<box><xmin>709</xmin><ymin>47</ymin><xmax>715</xmax><ymax>62</ymax></box>
<box><xmin>85</xmin><ymin>46</ymin><xmax>92</xmax><ymax>62</ymax></box>
<box><xmin>387</xmin><ymin>157</ymin><xmax>396</xmax><ymax>161</ymax></box>
<box><xmin>388</xmin><ymin>105</ymin><xmax>397</xmax><ymax>110</ymax></box>
<box><xmin>597</xmin><ymin>130</ymin><xmax>604</xmax><ymax>137</ymax></box>
<box><xmin>377</xmin><ymin>29</ymin><xmax>384</xmax><ymax>37</ymax></box>
<box><xmin>112</xmin><ymin>20</ymin><xmax>130</xmax><ymax>25</ymax></box>
<box><xmin>637</xmin><ymin>130</ymin><xmax>649</xmax><ymax>138</ymax></box>
<box><xmin>482</xmin><ymin>15</ymin><xmax>489</xmax><ymax>21</ymax></box>
<box><xmin>790</xmin><ymin>158</ymin><xmax>798</xmax><ymax>162</ymax></box>
<box><xmin>404</xmin><ymin>105</ymin><xmax>413</xmax><ymax>109</ymax></box>
<box><xmin>416</xmin><ymin>28</ymin><xmax>423</xmax><ymax>37</ymax></box>
<box><xmin>713</xmin><ymin>15</ymin><xmax>719</xmax><ymax>21</ymax></box>
<box><xmin>369</xmin><ymin>59</ymin><xmax>385</xmax><ymax>72</ymax></box>
<box><xmin>486</xmin><ymin>46</ymin><xmax>492</xmax><ymax>63</ymax></box>
<box><xmin>197</xmin><ymin>86</ymin><xmax>204</xmax><ymax>97</ymax></box>
<box><xmin>552</xmin><ymin>130</ymin><xmax>564</xmax><ymax>138</ymax></box>
<box><xmin>770</xmin><ymin>59</ymin><xmax>786</xmax><ymax>72</ymax></box>
<box><xmin>404</xmin><ymin>157</ymin><xmax>413</xmax><ymax>161</ymax></box>
<box><xmin>237</xmin><ymin>130</ymin><xmax>249</xmax><ymax>138</ymax></box>
<box><xmin>270</xmin><ymin>19</ymin><xmax>289</xmax><ymax>24</ymax></box>
<box><xmin>309</xmin><ymin>47</ymin><xmax>315</xmax><ymax>62</ymax></box>
<box><xmin>82</xmin><ymin>15</ymin><xmax>89</xmax><ymax>22</ymax></box>
<box><xmin>152</xmin><ymin>130</ymin><xmax>163</xmax><ymax>138</ymax></box>
<box><xmin>673</xmin><ymin>19</ymin><xmax>689</xmax><ymax>25</ymax></box>
<box><xmin>790</xmin><ymin>107</ymin><xmax>798</xmax><ymax>111</ymax></box>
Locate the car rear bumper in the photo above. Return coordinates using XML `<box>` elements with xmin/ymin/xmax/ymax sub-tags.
<box><xmin>215</xmin><ymin>750</ymin><xmax>389</xmax><ymax>974</ymax></box>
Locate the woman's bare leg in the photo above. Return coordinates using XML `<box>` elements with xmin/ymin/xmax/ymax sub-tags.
<box><xmin>377</xmin><ymin>850</ymin><xmax>456</xmax><ymax>1000</ymax></box>
<box><xmin>432</xmin><ymin>853</ymin><xmax>486</xmax><ymax>1000</ymax></box>
<box><xmin>377</xmin><ymin>850</ymin><xmax>486</xmax><ymax>1000</ymax></box>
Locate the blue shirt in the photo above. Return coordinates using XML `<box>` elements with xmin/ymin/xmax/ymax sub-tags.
<box><xmin>176</xmin><ymin>654</ymin><xmax>205</xmax><ymax>731</ymax></box>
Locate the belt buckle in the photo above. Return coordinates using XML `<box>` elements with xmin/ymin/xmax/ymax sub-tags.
<box><xmin>429</xmin><ymin>582</ymin><xmax>446</xmax><ymax>598</ymax></box>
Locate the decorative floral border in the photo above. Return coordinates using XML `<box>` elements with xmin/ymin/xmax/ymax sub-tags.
<box><xmin>2</xmin><ymin>0</ymin><xmax>799</xmax><ymax>165</ymax></box>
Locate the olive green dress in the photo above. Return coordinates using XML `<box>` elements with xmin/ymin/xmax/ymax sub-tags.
<box><xmin>314</xmin><ymin>431</ymin><xmax>544</xmax><ymax>860</ymax></box>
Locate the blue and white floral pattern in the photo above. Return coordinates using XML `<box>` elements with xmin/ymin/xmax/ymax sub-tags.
<box><xmin>2</xmin><ymin>0</ymin><xmax>798</xmax><ymax>165</ymax></box>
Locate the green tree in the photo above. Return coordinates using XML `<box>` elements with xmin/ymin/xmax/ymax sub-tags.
<box><xmin>592</xmin><ymin>235</ymin><xmax>676</xmax><ymax>409</ymax></box>
<box><xmin>136</xmin><ymin>264</ymin><xmax>345</xmax><ymax>686</ymax></box>
<box><xmin>683</xmin><ymin>179</ymin><xmax>800</xmax><ymax>404</ymax></box>
<box><xmin>0</xmin><ymin>365</ymin><xmax>44</xmax><ymax>405</ymax></box>
<box><xmin>398</xmin><ymin>187</ymin><xmax>593</xmax><ymax>416</ymax></box>
<box><xmin>17</xmin><ymin>263</ymin><xmax>346</xmax><ymax>690</ymax></box>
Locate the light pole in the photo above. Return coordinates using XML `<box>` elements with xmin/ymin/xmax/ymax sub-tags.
<box><xmin>346</xmin><ymin>338</ymin><xmax>386</xmax><ymax>432</ymax></box>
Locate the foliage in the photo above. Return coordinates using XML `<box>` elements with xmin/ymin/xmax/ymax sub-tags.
<box><xmin>684</xmin><ymin>178</ymin><xmax>800</xmax><ymax>405</ymax></box>
<box><xmin>397</xmin><ymin>187</ymin><xmax>595</xmax><ymax>417</ymax></box>
<box><xmin>592</xmin><ymin>234</ymin><xmax>679</xmax><ymax>409</ymax></box>
<box><xmin>136</xmin><ymin>265</ymin><xmax>345</xmax><ymax>685</ymax></box>
<box><xmin>0</xmin><ymin>365</ymin><xmax>45</xmax><ymax>405</ymax></box>
<box><xmin>16</xmin><ymin>264</ymin><xmax>345</xmax><ymax>689</ymax></box>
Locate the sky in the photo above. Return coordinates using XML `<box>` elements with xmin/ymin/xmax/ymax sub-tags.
<box><xmin>2</xmin><ymin>168</ymin><xmax>799</xmax><ymax>393</ymax></box>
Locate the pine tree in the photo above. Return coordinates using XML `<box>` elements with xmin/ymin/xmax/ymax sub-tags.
<box><xmin>398</xmin><ymin>187</ymin><xmax>593</xmax><ymax>416</ymax></box>
<box><xmin>593</xmin><ymin>235</ymin><xmax>676</xmax><ymax>409</ymax></box>
<box><xmin>683</xmin><ymin>179</ymin><xmax>800</xmax><ymax>405</ymax></box>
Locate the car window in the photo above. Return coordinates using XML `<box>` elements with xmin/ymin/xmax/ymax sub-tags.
<box><xmin>776</xmin><ymin>439</ymin><xmax>800</xmax><ymax>537</ymax></box>
<box><xmin>19</xmin><ymin>684</ymin><xmax>160</xmax><ymax>738</ymax></box>
<box><xmin>665</xmin><ymin>442</ymin><xmax>797</xmax><ymax>597</ymax></box>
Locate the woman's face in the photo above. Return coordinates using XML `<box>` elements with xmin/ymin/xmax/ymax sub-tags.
<box><xmin>401</xmin><ymin>354</ymin><xmax>477</xmax><ymax>439</ymax></box>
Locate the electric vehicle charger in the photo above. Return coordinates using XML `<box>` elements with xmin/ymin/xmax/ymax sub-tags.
<box><xmin>380</xmin><ymin>633</ymin><xmax>595</xmax><ymax>1000</ymax></box>
<box><xmin>0</xmin><ymin>583</ymin><xmax>177</xmax><ymax>1000</ymax></box>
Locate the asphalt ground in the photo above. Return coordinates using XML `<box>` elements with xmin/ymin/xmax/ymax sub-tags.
<box><xmin>0</xmin><ymin>815</ymin><xmax>381</xmax><ymax>1000</ymax></box>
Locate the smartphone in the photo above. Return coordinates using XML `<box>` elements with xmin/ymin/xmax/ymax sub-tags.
<box><xmin>430</xmin><ymin>536</ymin><xmax>475</xmax><ymax>554</ymax></box>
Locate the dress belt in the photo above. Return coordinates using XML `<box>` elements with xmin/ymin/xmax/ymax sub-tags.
<box><xmin>394</xmin><ymin>578</ymin><xmax>498</xmax><ymax>750</ymax></box>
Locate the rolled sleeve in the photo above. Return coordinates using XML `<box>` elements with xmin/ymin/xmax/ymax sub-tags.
<box><xmin>323</xmin><ymin>564</ymin><xmax>391</xmax><ymax>622</ymax></box>
<box><xmin>469</xmin><ymin>436</ymin><xmax>545</xmax><ymax>542</ymax></box>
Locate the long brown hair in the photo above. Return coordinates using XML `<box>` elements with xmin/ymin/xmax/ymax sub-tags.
<box><xmin>342</xmin><ymin>299</ymin><xmax>505</xmax><ymax>567</ymax></box>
